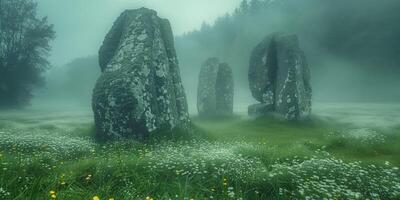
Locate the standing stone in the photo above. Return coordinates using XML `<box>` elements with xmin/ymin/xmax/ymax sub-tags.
<box><xmin>216</xmin><ymin>63</ymin><xmax>234</xmax><ymax>116</ymax></box>
<box><xmin>197</xmin><ymin>58</ymin><xmax>234</xmax><ymax>117</ymax></box>
<box><xmin>197</xmin><ymin>58</ymin><xmax>219</xmax><ymax>117</ymax></box>
<box><xmin>92</xmin><ymin>8</ymin><xmax>190</xmax><ymax>140</ymax></box>
<box><xmin>248</xmin><ymin>33</ymin><xmax>312</xmax><ymax>120</ymax></box>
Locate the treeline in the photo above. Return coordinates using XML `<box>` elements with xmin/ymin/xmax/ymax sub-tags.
<box><xmin>0</xmin><ymin>0</ymin><xmax>54</xmax><ymax>107</ymax></box>
<box><xmin>176</xmin><ymin>0</ymin><xmax>400</xmax><ymax>102</ymax></box>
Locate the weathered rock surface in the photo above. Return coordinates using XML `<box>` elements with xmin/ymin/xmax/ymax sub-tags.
<box><xmin>248</xmin><ymin>103</ymin><xmax>274</xmax><ymax>117</ymax></box>
<box><xmin>92</xmin><ymin>8</ymin><xmax>190</xmax><ymax>140</ymax></box>
<box><xmin>215</xmin><ymin>63</ymin><xmax>234</xmax><ymax>116</ymax></box>
<box><xmin>248</xmin><ymin>33</ymin><xmax>312</xmax><ymax>120</ymax></box>
<box><xmin>197</xmin><ymin>58</ymin><xmax>234</xmax><ymax>117</ymax></box>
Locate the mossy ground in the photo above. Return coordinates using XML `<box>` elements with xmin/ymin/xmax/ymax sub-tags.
<box><xmin>0</xmin><ymin>110</ymin><xmax>399</xmax><ymax>199</ymax></box>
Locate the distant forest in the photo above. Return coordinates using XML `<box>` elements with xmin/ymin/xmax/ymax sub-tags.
<box><xmin>37</xmin><ymin>56</ymin><xmax>100</xmax><ymax>107</ymax></box>
<box><xmin>175</xmin><ymin>0</ymin><xmax>400</xmax><ymax>103</ymax></box>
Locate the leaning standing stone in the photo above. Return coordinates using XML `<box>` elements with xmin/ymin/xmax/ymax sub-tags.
<box><xmin>92</xmin><ymin>8</ymin><xmax>190</xmax><ymax>140</ymax></box>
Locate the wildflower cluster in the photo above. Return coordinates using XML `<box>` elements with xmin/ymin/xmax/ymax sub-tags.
<box><xmin>0</xmin><ymin>187</ymin><xmax>10</xmax><ymax>198</ymax></box>
<box><xmin>0</xmin><ymin>127</ymin><xmax>95</xmax><ymax>159</ymax></box>
<box><xmin>270</xmin><ymin>150</ymin><xmax>400</xmax><ymax>199</ymax></box>
<box><xmin>145</xmin><ymin>140</ymin><xmax>268</xmax><ymax>181</ymax></box>
<box><xmin>328</xmin><ymin>128</ymin><xmax>387</xmax><ymax>145</ymax></box>
<box><xmin>0</xmin><ymin>109</ymin><xmax>399</xmax><ymax>199</ymax></box>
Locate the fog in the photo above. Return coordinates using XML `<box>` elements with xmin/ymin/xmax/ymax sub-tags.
<box><xmin>175</xmin><ymin>0</ymin><xmax>400</xmax><ymax>109</ymax></box>
<box><xmin>29</xmin><ymin>0</ymin><xmax>400</xmax><ymax>114</ymax></box>
<box><xmin>1</xmin><ymin>1</ymin><xmax>400</xmax><ymax>198</ymax></box>
<box><xmin>36</xmin><ymin>0</ymin><xmax>241</xmax><ymax>66</ymax></box>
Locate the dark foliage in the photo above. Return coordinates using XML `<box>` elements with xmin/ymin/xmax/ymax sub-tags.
<box><xmin>0</xmin><ymin>0</ymin><xmax>55</xmax><ymax>107</ymax></box>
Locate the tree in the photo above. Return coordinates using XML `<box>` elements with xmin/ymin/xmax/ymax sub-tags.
<box><xmin>239</xmin><ymin>0</ymin><xmax>249</xmax><ymax>12</ymax></box>
<box><xmin>0</xmin><ymin>0</ymin><xmax>55</xmax><ymax>107</ymax></box>
<box><xmin>234</xmin><ymin>0</ymin><xmax>249</xmax><ymax>16</ymax></box>
<box><xmin>249</xmin><ymin>0</ymin><xmax>262</xmax><ymax>12</ymax></box>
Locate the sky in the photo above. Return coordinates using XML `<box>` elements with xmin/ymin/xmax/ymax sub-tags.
<box><xmin>37</xmin><ymin>0</ymin><xmax>242</xmax><ymax>67</ymax></box>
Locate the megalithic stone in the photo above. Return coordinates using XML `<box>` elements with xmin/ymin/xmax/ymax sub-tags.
<box><xmin>92</xmin><ymin>8</ymin><xmax>190</xmax><ymax>140</ymax></box>
<box><xmin>248</xmin><ymin>33</ymin><xmax>312</xmax><ymax>120</ymax></box>
<box><xmin>197</xmin><ymin>58</ymin><xmax>234</xmax><ymax>117</ymax></box>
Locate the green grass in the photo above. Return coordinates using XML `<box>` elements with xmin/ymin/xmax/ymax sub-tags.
<box><xmin>0</xmin><ymin>114</ymin><xmax>399</xmax><ymax>199</ymax></box>
<box><xmin>194</xmin><ymin>116</ymin><xmax>400</xmax><ymax>166</ymax></box>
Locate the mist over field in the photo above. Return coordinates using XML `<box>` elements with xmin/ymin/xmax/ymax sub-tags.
<box><xmin>31</xmin><ymin>0</ymin><xmax>400</xmax><ymax>112</ymax></box>
<box><xmin>1</xmin><ymin>0</ymin><xmax>400</xmax><ymax>199</ymax></box>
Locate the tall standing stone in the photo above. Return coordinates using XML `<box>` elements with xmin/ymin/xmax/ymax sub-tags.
<box><xmin>197</xmin><ymin>58</ymin><xmax>234</xmax><ymax>117</ymax></box>
<box><xmin>92</xmin><ymin>8</ymin><xmax>190</xmax><ymax>140</ymax></box>
<box><xmin>248</xmin><ymin>33</ymin><xmax>312</xmax><ymax>120</ymax></box>
<box><xmin>216</xmin><ymin>63</ymin><xmax>234</xmax><ymax>116</ymax></box>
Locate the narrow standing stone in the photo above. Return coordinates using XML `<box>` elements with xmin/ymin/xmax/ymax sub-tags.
<box><xmin>197</xmin><ymin>58</ymin><xmax>234</xmax><ymax>117</ymax></box>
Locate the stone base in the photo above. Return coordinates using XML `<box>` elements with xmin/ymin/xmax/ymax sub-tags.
<box><xmin>248</xmin><ymin>103</ymin><xmax>274</xmax><ymax>117</ymax></box>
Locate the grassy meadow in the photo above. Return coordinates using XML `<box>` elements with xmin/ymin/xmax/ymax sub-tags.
<box><xmin>0</xmin><ymin>104</ymin><xmax>399</xmax><ymax>200</ymax></box>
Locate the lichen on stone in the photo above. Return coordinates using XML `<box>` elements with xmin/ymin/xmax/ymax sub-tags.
<box><xmin>92</xmin><ymin>8</ymin><xmax>190</xmax><ymax>140</ymax></box>
<box><xmin>197</xmin><ymin>58</ymin><xmax>234</xmax><ymax>117</ymax></box>
<box><xmin>248</xmin><ymin>33</ymin><xmax>312</xmax><ymax>120</ymax></box>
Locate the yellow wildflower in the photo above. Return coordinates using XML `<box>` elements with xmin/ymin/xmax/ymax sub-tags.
<box><xmin>49</xmin><ymin>190</ymin><xmax>56</xmax><ymax>195</ymax></box>
<box><xmin>145</xmin><ymin>196</ymin><xmax>154</xmax><ymax>200</ymax></box>
<box><xmin>51</xmin><ymin>194</ymin><xmax>56</xmax><ymax>199</ymax></box>
<box><xmin>109</xmin><ymin>198</ymin><xmax>115</xmax><ymax>200</ymax></box>
<box><xmin>93</xmin><ymin>196</ymin><xmax>100</xmax><ymax>200</ymax></box>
